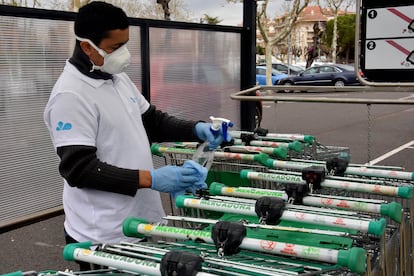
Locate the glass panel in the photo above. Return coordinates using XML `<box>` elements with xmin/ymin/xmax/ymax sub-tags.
<box><xmin>0</xmin><ymin>11</ymin><xmax>240</xmax><ymax>225</ymax></box>
<box><xmin>149</xmin><ymin>28</ymin><xmax>241</xmax><ymax>125</ymax></box>
<box><xmin>0</xmin><ymin>16</ymin><xmax>73</xmax><ymax>223</ymax></box>
<box><xmin>125</xmin><ymin>26</ymin><xmax>142</xmax><ymax>90</ymax></box>
<box><xmin>0</xmin><ymin>14</ymin><xmax>141</xmax><ymax>224</ymax></box>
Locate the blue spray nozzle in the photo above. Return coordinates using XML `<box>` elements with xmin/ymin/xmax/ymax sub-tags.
<box><xmin>209</xmin><ymin>116</ymin><xmax>233</xmax><ymax>142</ymax></box>
<box><xmin>192</xmin><ymin>116</ymin><xmax>234</xmax><ymax>170</ymax></box>
<box><xmin>222</xmin><ymin>121</ymin><xmax>234</xmax><ymax>141</ymax></box>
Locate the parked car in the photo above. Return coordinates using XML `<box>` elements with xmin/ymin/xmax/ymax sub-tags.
<box><xmin>277</xmin><ymin>64</ymin><xmax>362</xmax><ymax>90</ymax></box>
<box><xmin>288</xmin><ymin>64</ymin><xmax>306</xmax><ymax>74</ymax></box>
<box><xmin>256</xmin><ymin>66</ymin><xmax>288</xmax><ymax>85</ymax></box>
<box><xmin>257</xmin><ymin>62</ymin><xmax>304</xmax><ymax>75</ymax></box>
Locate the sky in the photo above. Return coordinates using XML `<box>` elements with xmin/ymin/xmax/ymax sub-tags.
<box><xmin>10</xmin><ymin>0</ymin><xmax>355</xmax><ymax>26</ymax></box>
<box><xmin>183</xmin><ymin>0</ymin><xmax>285</xmax><ymax>26</ymax></box>
<box><xmin>182</xmin><ymin>0</ymin><xmax>357</xmax><ymax>26</ymax></box>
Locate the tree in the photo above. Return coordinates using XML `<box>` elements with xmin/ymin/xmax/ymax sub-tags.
<box><xmin>201</xmin><ymin>14</ymin><xmax>223</xmax><ymax>25</ymax></box>
<box><xmin>226</xmin><ymin>0</ymin><xmax>311</xmax><ymax>84</ymax></box>
<box><xmin>111</xmin><ymin>0</ymin><xmax>191</xmax><ymax>21</ymax></box>
<box><xmin>323</xmin><ymin>14</ymin><xmax>355</xmax><ymax>63</ymax></box>
<box><xmin>305</xmin><ymin>21</ymin><xmax>323</xmax><ymax>68</ymax></box>
<box><xmin>317</xmin><ymin>0</ymin><xmax>353</xmax><ymax>63</ymax></box>
<box><xmin>257</xmin><ymin>0</ymin><xmax>311</xmax><ymax>85</ymax></box>
<box><xmin>156</xmin><ymin>0</ymin><xmax>171</xmax><ymax>20</ymax></box>
<box><xmin>71</xmin><ymin>0</ymin><xmax>89</xmax><ymax>11</ymax></box>
<box><xmin>0</xmin><ymin>0</ymin><xmax>40</xmax><ymax>7</ymax></box>
<box><xmin>0</xmin><ymin>0</ymin><xmax>192</xmax><ymax>20</ymax></box>
<box><xmin>256</xmin><ymin>45</ymin><xmax>265</xmax><ymax>55</ymax></box>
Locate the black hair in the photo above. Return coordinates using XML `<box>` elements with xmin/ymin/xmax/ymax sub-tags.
<box><xmin>74</xmin><ymin>1</ymin><xmax>129</xmax><ymax>45</ymax></box>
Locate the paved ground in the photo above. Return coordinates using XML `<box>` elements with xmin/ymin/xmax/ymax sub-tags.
<box><xmin>0</xmin><ymin>215</ymin><xmax>77</xmax><ymax>274</ymax></box>
<box><xmin>0</xmin><ymin>192</ymin><xmax>174</xmax><ymax>274</ymax></box>
<box><xmin>1</xmin><ymin>90</ymin><xmax>413</xmax><ymax>274</ymax></box>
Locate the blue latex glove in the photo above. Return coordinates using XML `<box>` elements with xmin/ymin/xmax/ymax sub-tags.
<box><xmin>151</xmin><ymin>160</ymin><xmax>207</xmax><ymax>194</ymax></box>
<box><xmin>194</xmin><ymin>122</ymin><xmax>232</xmax><ymax>150</ymax></box>
<box><xmin>171</xmin><ymin>160</ymin><xmax>208</xmax><ymax>199</ymax></box>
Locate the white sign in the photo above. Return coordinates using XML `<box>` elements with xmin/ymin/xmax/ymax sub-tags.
<box><xmin>366</xmin><ymin>6</ymin><xmax>414</xmax><ymax>38</ymax></box>
<box><xmin>365</xmin><ymin>38</ymin><xmax>414</xmax><ymax>69</ymax></box>
<box><xmin>365</xmin><ymin>5</ymin><xmax>414</xmax><ymax>70</ymax></box>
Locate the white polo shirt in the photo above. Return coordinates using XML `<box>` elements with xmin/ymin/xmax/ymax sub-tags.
<box><xmin>44</xmin><ymin>61</ymin><xmax>165</xmax><ymax>243</ymax></box>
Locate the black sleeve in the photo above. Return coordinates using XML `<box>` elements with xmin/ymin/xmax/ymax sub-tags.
<box><xmin>142</xmin><ymin>104</ymin><xmax>200</xmax><ymax>143</ymax></box>
<box><xmin>57</xmin><ymin>145</ymin><xmax>138</xmax><ymax>197</ymax></box>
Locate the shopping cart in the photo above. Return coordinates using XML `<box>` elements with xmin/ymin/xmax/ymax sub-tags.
<box><xmin>150</xmin><ymin>138</ymin><xmax>413</xmax><ymax>275</ymax></box>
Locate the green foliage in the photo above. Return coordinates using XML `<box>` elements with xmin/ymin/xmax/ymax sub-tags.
<box><xmin>256</xmin><ymin>45</ymin><xmax>265</xmax><ymax>55</ymax></box>
<box><xmin>201</xmin><ymin>14</ymin><xmax>223</xmax><ymax>25</ymax></box>
<box><xmin>323</xmin><ymin>14</ymin><xmax>356</xmax><ymax>50</ymax></box>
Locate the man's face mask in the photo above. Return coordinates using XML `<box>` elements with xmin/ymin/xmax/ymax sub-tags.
<box><xmin>76</xmin><ymin>36</ymin><xmax>131</xmax><ymax>74</ymax></box>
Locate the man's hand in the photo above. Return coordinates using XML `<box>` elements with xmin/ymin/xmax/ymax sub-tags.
<box><xmin>194</xmin><ymin>122</ymin><xmax>232</xmax><ymax>150</ymax></box>
<box><xmin>150</xmin><ymin>160</ymin><xmax>207</xmax><ymax>194</ymax></box>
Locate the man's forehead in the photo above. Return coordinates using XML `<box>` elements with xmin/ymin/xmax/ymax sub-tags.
<box><xmin>101</xmin><ymin>29</ymin><xmax>129</xmax><ymax>45</ymax></box>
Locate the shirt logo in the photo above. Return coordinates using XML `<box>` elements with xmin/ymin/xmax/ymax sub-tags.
<box><xmin>56</xmin><ymin>121</ymin><xmax>72</xmax><ymax>131</ymax></box>
<box><xmin>130</xmin><ymin>96</ymin><xmax>137</xmax><ymax>103</ymax></box>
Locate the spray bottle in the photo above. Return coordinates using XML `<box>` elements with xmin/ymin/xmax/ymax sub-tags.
<box><xmin>192</xmin><ymin>116</ymin><xmax>233</xmax><ymax>170</ymax></box>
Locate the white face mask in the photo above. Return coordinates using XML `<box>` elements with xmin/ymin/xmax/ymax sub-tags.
<box><xmin>76</xmin><ymin>36</ymin><xmax>131</xmax><ymax>74</ymax></box>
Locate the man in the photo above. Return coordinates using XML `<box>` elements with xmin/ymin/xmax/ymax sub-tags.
<box><xmin>43</xmin><ymin>1</ymin><xmax>229</xmax><ymax>269</ymax></box>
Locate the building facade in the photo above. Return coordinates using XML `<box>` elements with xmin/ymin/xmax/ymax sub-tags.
<box><xmin>256</xmin><ymin>6</ymin><xmax>352</xmax><ymax>63</ymax></box>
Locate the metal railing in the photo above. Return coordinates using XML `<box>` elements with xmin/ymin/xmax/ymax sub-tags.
<box><xmin>231</xmin><ymin>85</ymin><xmax>414</xmax><ymax>105</ymax></box>
<box><xmin>230</xmin><ymin>84</ymin><xmax>414</xmax><ymax>167</ymax></box>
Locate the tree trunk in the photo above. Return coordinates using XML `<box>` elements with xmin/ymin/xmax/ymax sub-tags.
<box><xmin>345</xmin><ymin>47</ymin><xmax>350</xmax><ymax>64</ymax></box>
<box><xmin>72</xmin><ymin>0</ymin><xmax>81</xmax><ymax>11</ymax></box>
<box><xmin>331</xmin><ymin>11</ymin><xmax>338</xmax><ymax>63</ymax></box>
<box><xmin>265</xmin><ymin>45</ymin><xmax>273</xmax><ymax>86</ymax></box>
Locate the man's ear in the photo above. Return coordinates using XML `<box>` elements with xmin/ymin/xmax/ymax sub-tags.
<box><xmin>79</xmin><ymin>41</ymin><xmax>94</xmax><ymax>58</ymax></box>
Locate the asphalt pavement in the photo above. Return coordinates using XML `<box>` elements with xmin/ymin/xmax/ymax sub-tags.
<box><xmin>0</xmin><ymin>192</ymin><xmax>175</xmax><ymax>274</ymax></box>
<box><xmin>0</xmin><ymin>215</ymin><xmax>78</xmax><ymax>274</ymax></box>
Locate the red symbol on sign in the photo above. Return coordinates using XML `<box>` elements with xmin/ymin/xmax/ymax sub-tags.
<box><xmin>385</xmin><ymin>40</ymin><xmax>414</xmax><ymax>65</ymax></box>
<box><xmin>387</xmin><ymin>8</ymin><xmax>412</xmax><ymax>24</ymax></box>
<box><xmin>280</xmin><ymin>243</ymin><xmax>297</xmax><ymax>256</ymax></box>
<box><xmin>260</xmin><ymin>240</ymin><xmax>276</xmax><ymax>251</ymax></box>
<box><xmin>387</xmin><ymin>40</ymin><xmax>410</xmax><ymax>55</ymax></box>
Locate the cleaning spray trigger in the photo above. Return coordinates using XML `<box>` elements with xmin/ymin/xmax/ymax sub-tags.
<box><xmin>192</xmin><ymin>116</ymin><xmax>233</xmax><ymax>170</ymax></box>
<box><xmin>209</xmin><ymin>116</ymin><xmax>234</xmax><ymax>143</ymax></box>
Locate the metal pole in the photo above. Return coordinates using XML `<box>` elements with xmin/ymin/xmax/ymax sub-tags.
<box><xmin>242</xmin><ymin>170</ymin><xmax>413</xmax><ymax>196</ymax></box>
<box><xmin>288</xmin><ymin>33</ymin><xmax>292</xmax><ymax>74</ymax></box>
<box><xmin>286</xmin><ymin>0</ymin><xmax>292</xmax><ymax>74</ymax></box>
<box><xmin>176</xmin><ymin>196</ymin><xmax>381</xmax><ymax>235</ymax></box>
